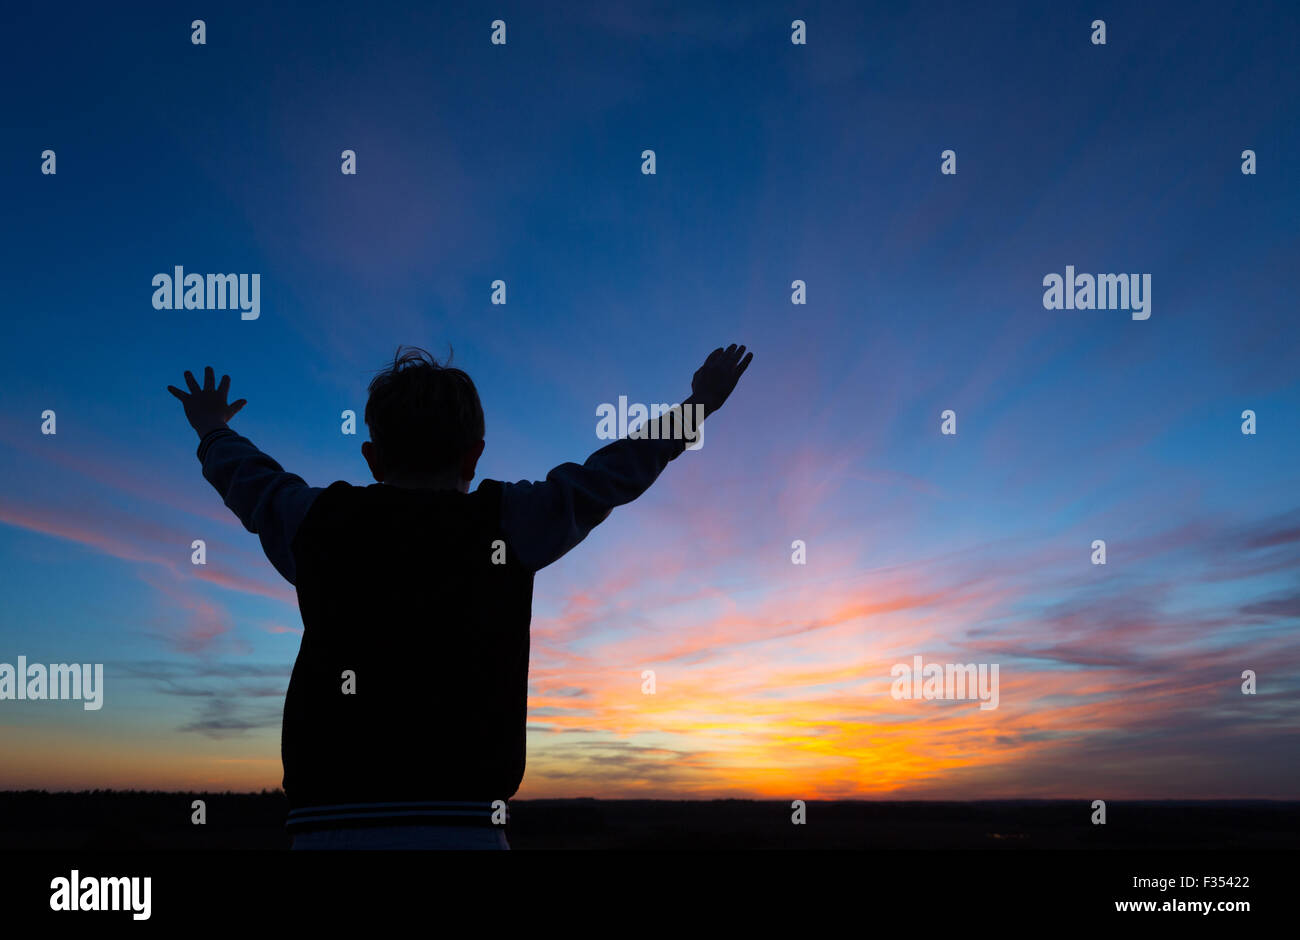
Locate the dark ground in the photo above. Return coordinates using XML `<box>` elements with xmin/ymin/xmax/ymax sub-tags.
<box><xmin>1</xmin><ymin>791</ymin><xmax>1296</xmax><ymax>850</ymax></box>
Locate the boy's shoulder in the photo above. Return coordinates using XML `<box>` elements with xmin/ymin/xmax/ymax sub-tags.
<box><xmin>315</xmin><ymin>479</ymin><xmax>506</xmax><ymax>495</ymax></box>
<box><xmin>294</xmin><ymin>481</ymin><xmax>513</xmax><ymax>553</ymax></box>
<box><xmin>305</xmin><ymin>479</ymin><xmax>507</xmax><ymax>515</ymax></box>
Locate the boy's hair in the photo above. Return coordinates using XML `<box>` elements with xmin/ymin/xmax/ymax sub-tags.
<box><xmin>364</xmin><ymin>346</ymin><xmax>485</xmax><ymax>475</ymax></box>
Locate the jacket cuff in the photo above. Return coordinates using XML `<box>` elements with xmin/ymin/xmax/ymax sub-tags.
<box><xmin>196</xmin><ymin>426</ymin><xmax>237</xmax><ymax>462</ymax></box>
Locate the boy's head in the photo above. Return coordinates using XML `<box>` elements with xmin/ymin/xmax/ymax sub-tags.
<box><xmin>361</xmin><ymin>346</ymin><xmax>486</xmax><ymax>491</ymax></box>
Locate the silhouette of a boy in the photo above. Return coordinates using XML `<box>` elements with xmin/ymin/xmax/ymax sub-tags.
<box><xmin>168</xmin><ymin>344</ymin><xmax>752</xmax><ymax>849</ymax></box>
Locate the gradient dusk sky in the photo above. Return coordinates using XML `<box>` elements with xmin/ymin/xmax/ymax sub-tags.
<box><xmin>1</xmin><ymin>0</ymin><xmax>1297</xmax><ymax>800</ymax></box>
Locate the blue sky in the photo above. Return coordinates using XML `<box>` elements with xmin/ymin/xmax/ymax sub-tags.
<box><xmin>1</xmin><ymin>0</ymin><xmax>1297</xmax><ymax>797</ymax></box>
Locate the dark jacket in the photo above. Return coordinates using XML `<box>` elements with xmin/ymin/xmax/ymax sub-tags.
<box><xmin>196</xmin><ymin>410</ymin><xmax>691</xmax><ymax>830</ymax></box>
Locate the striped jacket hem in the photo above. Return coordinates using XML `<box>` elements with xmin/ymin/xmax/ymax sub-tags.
<box><xmin>285</xmin><ymin>800</ymin><xmax>505</xmax><ymax>833</ymax></box>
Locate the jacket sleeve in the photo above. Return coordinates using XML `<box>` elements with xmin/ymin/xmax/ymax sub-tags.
<box><xmin>196</xmin><ymin>427</ymin><xmax>322</xmax><ymax>585</ymax></box>
<box><xmin>498</xmin><ymin>405</ymin><xmax>697</xmax><ymax>572</ymax></box>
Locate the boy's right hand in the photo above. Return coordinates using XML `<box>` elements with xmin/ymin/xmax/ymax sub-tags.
<box><xmin>689</xmin><ymin>344</ymin><xmax>753</xmax><ymax>418</ymax></box>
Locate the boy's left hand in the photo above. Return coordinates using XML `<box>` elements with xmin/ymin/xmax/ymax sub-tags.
<box><xmin>168</xmin><ymin>366</ymin><xmax>247</xmax><ymax>438</ymax></box>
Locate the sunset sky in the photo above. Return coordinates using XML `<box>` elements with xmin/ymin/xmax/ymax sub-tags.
<box><xmin>1</xmin><ymin>0</ymin><xmax>1297</xmax><ymax>799</ymax></box>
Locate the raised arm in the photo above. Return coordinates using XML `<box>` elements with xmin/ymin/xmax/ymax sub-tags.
<box><xmin>500</xmin><ymin>344</ymin><xmax>752</xmax><ymax>572</ymax></box>
<box><xmin>169</xmin><ymin>367</ymin><xmax>321</xmax><ymax>584</ymax></box>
